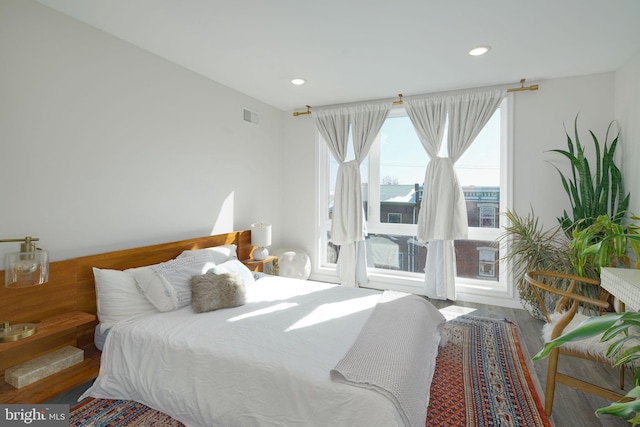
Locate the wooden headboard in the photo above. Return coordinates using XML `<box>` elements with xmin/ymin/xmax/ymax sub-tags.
<box><xmin>0</xmin><ymin>230</ymin><xmax>252</xmax><ymax>353</ymax></box>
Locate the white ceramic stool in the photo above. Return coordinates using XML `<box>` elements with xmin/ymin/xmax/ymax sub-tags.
<box><xmin>271</xmin><ymin>248</ymin><xmax>311</xmax><ymax>280</ymax></box>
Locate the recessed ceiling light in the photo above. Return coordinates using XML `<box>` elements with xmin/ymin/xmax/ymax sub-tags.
<box><xmin>291</xmin><ymin>78</ymin><xmax>306</xmax><ymax>85</ymax></box>
<box><xmin>469</xmin><ymin>46</ymin><xmax>491</xmax><ymax>56</ymax></box>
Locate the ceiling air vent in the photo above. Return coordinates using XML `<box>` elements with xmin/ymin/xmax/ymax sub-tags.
<box><xmin>242</xmin><ymin>107</ymin><xmax>260</xmax><ymax>126</ymax></box>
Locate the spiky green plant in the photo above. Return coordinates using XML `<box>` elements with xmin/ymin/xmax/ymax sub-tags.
<box><xmin>550</xmin><ymin>116</ymin><xmax>629</xmax><ymax>235</ymax></box>
<box><xmin>499</xmin><ymin>209</ymin><xmax>574</xmax><ymax>319</ymax></box>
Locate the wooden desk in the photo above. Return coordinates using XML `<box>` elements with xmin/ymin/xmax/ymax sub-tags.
<box><xmin>600</xmin><ymin>267</ymin><xmax>640</xmax><ymax>311</ymax></box>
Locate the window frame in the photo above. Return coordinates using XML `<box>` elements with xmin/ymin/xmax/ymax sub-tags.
<box><xmin>314</xmin><ymin>96</ymin><xmax>514</xmax><ymax>302</ymax></box>
<box><xmin>477</xmin><ymin>246</ymin><xmax>498</xmax><ymax>278</ymax></box>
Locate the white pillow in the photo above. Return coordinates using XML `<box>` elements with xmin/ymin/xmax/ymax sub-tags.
<box><xmin>209</xmin><ymin>260</ymin><xmax>255</xmax><ymax>287</ymax></box>
<box><xmin>127</xmin><ymin>266</ymin><xmax>176</xmax><ymax>312</ymax></box>
<box><xmin>93</xmin><ymin>267</ymin><xmax>159</xmax><ymax>333</ymax></box>
<box><xmin>177</xmin><ymin>244</ymin><xmax>238</xmax><ymax>264</ymax></box>
<box><xmin>129</xmin><ymin>252</ymin><xmax>217</xmax><ymax>311</ymax></box>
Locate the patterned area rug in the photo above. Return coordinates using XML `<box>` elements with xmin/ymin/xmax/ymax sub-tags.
<box><xmin>70</xmin><ymin>316</ymin><xmax>549</xmax><ymax>427</ymax></box>
<box><xmin>70</xmin><ymin>398</ymin><xmax>184</xmax><ymax>427</ymax></box>
<box><xmin>426</xmin><ymin>316</ymin><xmax>550</xmax><ymax>427</ymax></box>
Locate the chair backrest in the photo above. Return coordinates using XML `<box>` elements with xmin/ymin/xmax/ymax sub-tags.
<box><xmin>524</xmin><ymin>271</ymin><xmax>611</xmax><ymax>323</ymax></box>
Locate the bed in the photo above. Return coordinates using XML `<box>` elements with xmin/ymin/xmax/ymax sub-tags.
<box><xmin>37</xmin><ymin>231</ymin><xmax>444</xmax><ymax>426</ymax></box>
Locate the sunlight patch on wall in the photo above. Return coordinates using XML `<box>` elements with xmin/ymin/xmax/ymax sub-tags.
<box><xmin>210</xmin><ymin>191</ymin><xmax>235</xmax><ymax>235</ymax></box>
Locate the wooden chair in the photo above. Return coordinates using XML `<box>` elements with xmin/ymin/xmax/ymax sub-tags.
<box><xmin>524</xmin><ymin>270</ymin><xmax>625</xmax><ymax>416</ymax></box>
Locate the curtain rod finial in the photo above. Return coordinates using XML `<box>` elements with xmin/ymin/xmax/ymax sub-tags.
<box><xmin>293</xmin><ymin>105</ymin><xmax>312</xmax><ymax>117</ymax></box>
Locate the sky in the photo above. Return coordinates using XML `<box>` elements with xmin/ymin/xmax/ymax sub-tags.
<box><xmin>329</xmin><ymin>108</ymin><xmax>502</xmax><ymax>193</ymax></box>
<box><xmin>378</xmin><ymin>109</ymin><xmax>501</xmax><ymax>187</ymax></box>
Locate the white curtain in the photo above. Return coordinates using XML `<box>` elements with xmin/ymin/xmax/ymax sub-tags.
<box><xmin>406</xmin><ymin>89</ymin><xmax>504</xmax><ymax>300</ymax></box>
<box><xmin>404</xmin><ymin>96</ymin><xmax>448</xmax><ymax>239</ymax></box>
<box><xmin>313</xmin><ymin>104</ymin><xmax>389</xmax><ymax>286</ymax></box>
<box><xmin>314</xmin><ymin>108</ymin><xmax>350</xmax><ymax>164</ymax></box>
<box><xmin>448</xmin><ymin>90</ymin><xmax>505</xmax><ymax>161</ymax></box>
<box><xmin>405</xmin><ymin>96</ymin><xmax>451</xmax><ymax>299</ymax></box>
<box><xmin>350</xmin><ymin>103</ymin><xmax>391</xmax><ymax>285</ymax></box>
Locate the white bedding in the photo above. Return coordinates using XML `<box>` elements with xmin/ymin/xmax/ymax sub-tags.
<box><xmin>331</xmin><ymin>291</ymin><xmax>445</xmax><ymax>427</ymax></box>
<box><xmin>81</xmin><ymin>276</ymin><xmax>443</xmax><ymax>427</ymax></box>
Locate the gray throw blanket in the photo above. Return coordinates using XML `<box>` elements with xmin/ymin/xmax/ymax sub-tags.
<box><xmin>330</xmin><ymin>291</ymin><xmax>445</xmax><ymax>427</ymax></box>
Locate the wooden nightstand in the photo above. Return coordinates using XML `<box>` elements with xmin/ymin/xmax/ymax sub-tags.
<box><xmin>242</xmin><ymin>256</ymin><xmax>278</xmax><ymax>274</ymax></box>
<box><xmin>0</xmin><ymin>311</ymin><xmax>100</xmax><ymax>404</ymax></box>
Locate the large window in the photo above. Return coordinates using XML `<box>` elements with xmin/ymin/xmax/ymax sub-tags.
<box><xmin>320</xmin><ymin>99</ymin><xmax>509</xmax><ymax>294</ymax></box>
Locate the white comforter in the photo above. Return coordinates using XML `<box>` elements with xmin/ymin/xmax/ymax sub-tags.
<box><xmin>81</xmin><ymin>276</ymin><xmax>443</xmax><ymax>427</ymax></box>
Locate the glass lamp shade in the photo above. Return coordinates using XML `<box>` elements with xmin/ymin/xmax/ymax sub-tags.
<box><xmin>4</xmin><ymin>250</ymin><xmax>49</xmax><ymax>288</ymax></box>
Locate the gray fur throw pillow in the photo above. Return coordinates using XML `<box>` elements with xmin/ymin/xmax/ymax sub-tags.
<box><xmin>190</xmin><ymin>272</ymin><xmax>247</xmax><ymax>313</ymax></box>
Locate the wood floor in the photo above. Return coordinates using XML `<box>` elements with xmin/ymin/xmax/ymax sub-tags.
<box><xmin>48</xmin><ymin>300</ymin><xmax>630</xmax><ymax>427</ymax></box>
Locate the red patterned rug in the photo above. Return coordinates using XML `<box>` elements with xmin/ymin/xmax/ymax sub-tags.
<box><xmin>70</xmin><ymin>398</ymin><xmax>183</xmax><ymax>426</ymax></box>
<box><xmin>70</xmin><ymin>316</ymin><xmax>549</xmax><ymax>427</ymax></box>
<box><xmin>426</xmin><ymin>316</ymin><xmax>550</xmax><ymax>426</ymax></box>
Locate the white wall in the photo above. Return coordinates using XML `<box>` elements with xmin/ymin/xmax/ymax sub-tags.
<box><xmin>0</xmin><ymin>0</ymin><xmax>284</xmax><ymax>267</ymax></box>
<box><xmin>280</xmin><ymin>113</ymin><xmax>318</xmax><ymax>253</ymax></box>
<box><xmin>1</xmin><ymin>0</ymin><xmax>627</xmax><ymax>287</ymax></box>
<box><xmin>511</xmin><ymin>73</ymin><xmax>615</xmax><ymax>228</ymax></box>
<box><xmin>616</xmin><ymin>50</ymin><xmax>640</xmax><ymax>217</ymax></box>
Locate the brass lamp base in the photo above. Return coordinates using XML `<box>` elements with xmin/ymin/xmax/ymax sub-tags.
<box><xmin>0</xmin><ymin>321</ymin><xmax>37</xmax><ymax>343</ymax></box>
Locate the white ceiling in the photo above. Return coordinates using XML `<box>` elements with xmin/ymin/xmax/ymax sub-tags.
<box><xmin>35</xmin><ymin>0</ymin><xmax>640</xmax><ymax>111</ymax></box>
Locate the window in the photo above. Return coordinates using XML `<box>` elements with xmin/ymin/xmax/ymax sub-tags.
<box><xmin>477</xmin><ymin>247</ymin><xmax>498</xmax><ymax>278</ymax></box>
<box><xmin>387</xmin><ymin>213</ymin><xmax>402</xmax><ymax>223</ymax></box>
<box><xmin>319</xmin><ymin>99</ymin><xmax>509</xmax><ymax>295</ymax></box>
<box><xmin>478</xmin><ymin>204</ymin><xmax>498</xmax><ymax>228</ymax></box>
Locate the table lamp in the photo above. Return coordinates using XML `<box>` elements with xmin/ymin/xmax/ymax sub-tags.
<box><xmin>251</xmin><ymin>223</ymin><xmax>272</xmax><ymax>261</ymax></box>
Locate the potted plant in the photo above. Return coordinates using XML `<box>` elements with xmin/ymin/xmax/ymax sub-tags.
<box><xmin>533</xmin><ymin>311</ymin><xmax>640</xmax><ymax>426</ymax></box>
<box><xmin>502</xmin><ymin>116</ymin><xmax>634</xmax><ymax>318</ymax></box>
<box><xmin>499</xmin><ymin>208</ymin><xmax>574</xmax><ymax>319</ymax></box>
<box><xmin>532</xmin><ymin>215</ymin><xmax>640</xmax><ymax>425</ymax></box>
<box><xmin>528</xmin><ymin>117</ymin><xmax>640</xmax><ymax>423</ymax></box>
<box><xmin>549</xmin><ymin>116</ymin><xmax>629</xmax><ymax>236</ymax></box>
<box><xmin>570</xmin><ymin>214</ymin><xmax>640</xmax><ymax>277</ymax></box>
